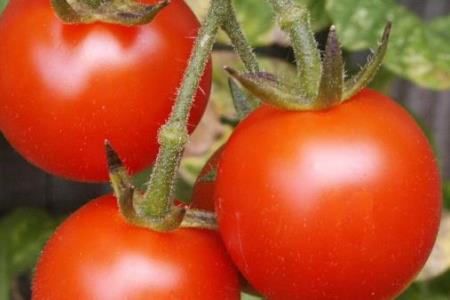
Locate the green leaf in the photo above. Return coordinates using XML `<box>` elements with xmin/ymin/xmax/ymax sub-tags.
<box><xmin>295</xmin><ymin>0</ymin><xmax>330</xmax><ymax>32</ymax></box>
<box><xmin>428</xmin><ymin>16</ymin><xmax>450</xmax><ymax>41</ymax></box>
<box><xmin>400</xmin><ymin>269</ymin><xmax>450</xmax><ymax>299</ymax></box>
<box><xmin>0</xmin><ymin>208</ymin><xmax>60</xmax><ymax>299</ymax></box>
<box><xmin>0</xmin><ymin>234</ymin><xmax>9</xmax><ymax>300</ymax></box>
<box><xmin>231</xmin><ymin>0</ymin><xmax>330</xmax><ymax>45</ymax></box>
<box><xmin>326</xmin><ymin>0</ymin><xmax>450</xmax><ymax>90</ymax></box>
<box><xmin>174</xmin><ymin>176</ymin><xmax>193</xmax><ymax>204</ymax></box>
<box><xmin>0</xmin><ymin>0</ymin><xmax>8</xmax><ymax>15</ymax></box>
<box><xmin>186</xmin><ymin>0</ymin><xmax>329</xmax><ymax>46</ymax></box>
<box><xmin>186</xmin><ymin>0</ymin><xmax>274</xmax><ymax>46</ymax></box>
<box><xmin>398</xmin><ymin>283</ymin><xmax>449</xmax><ymax>300</ymax></box>
<box><xmin>232</xmin><ymin>0</ymin><xmax>274</xmax><ymax>45</ymax></box>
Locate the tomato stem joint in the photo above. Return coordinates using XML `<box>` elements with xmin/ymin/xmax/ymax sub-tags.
<box><xmin>105</xmin><ymin>141</ymin><xmax>217</xmax><ymax>231</ymax></box>
<box><xmin>227</xmin><ymin>2</ymin><xmax>392</xmax><ymax>112</ymax></box>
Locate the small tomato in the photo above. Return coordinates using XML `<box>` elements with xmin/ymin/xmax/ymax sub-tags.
<box><xmin>215</xmin><ymin>89</ymin><xmax>442</xmax><ymax>299</ymax></box>
<box><xmin>33</xmin><ymin>195</ymin><xmax>240</xmax><ymax>300</ymax></box>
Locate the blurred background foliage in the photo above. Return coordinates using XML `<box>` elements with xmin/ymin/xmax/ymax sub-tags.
<box><xmin>0</xmin><ymin>0</ymin><xmax>449</xmax><ymax>299</ymax></box>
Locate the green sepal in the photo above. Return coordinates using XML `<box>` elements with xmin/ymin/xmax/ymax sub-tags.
<box><xmin>51</xmin><ymin>0</ymin><xmax>92</xmax><ymax>24</ymax></box>
<box><xmin>225</xmin><ymin>67</ymin><xmax>325</xmax><ymax>111</ymax></box>
<box><xmin>228</xmin><ymin>78</ymin><xmax>259</xmax><ymax>120</ymax></box>
<box><xmin>317</xmin><ymin>26</ymin><xmax>344</xmax><ymax>107</ymax></box>
<box><xmin>105</xmin><ymin>140</ymin><xmax>136</xmax><ymax>220</ymax></box>
<box><xmin>0</xmin><ymin>208</ymin><xmax>61</xmax><ymax>299</ymax></box>
<box><xmin>52</xmin><ymin>0</ymin><xmax>169</xmax><ymax>25</ymax></box>
<box><xmin>342</xmin><ymin>22</ymin><xmax>392</xmax><ymax>100</ymax></box>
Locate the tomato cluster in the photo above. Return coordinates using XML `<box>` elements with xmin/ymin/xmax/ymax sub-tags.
<box><xmin>0</xmin><ymin>0</ymin><xmax>442</xmax><ymax>299</ymax></box>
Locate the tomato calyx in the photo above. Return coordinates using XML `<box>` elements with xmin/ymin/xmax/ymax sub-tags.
<box><xmin>228</xmin><ymin>78</ymin><xmax>259</xmax><ymax>120</ymax></box>
<box><xmin>226</xmin><ymin>17</ymin><xmax>392</xmax><ymax>112</ymax></box>
<box><xmin>51</xmin><ymin>0</ymin><xmax>169</xmax><ymax>25</ymax></box>
<box><xmin>105</xmin><ymin>140</ymin><xmax>217</xmax><ymax>232</ymax></box>
<box><xmin>316</xmin><ymin>26</ymin><xmax>344</xmax><ymax>108</ymax></box>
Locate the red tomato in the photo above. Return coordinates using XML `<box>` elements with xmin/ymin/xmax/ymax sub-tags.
<box><xmin>0</xmin><ymin>0</ymin><xmax>211</xmax><ymax>181</ymax></box>
<box><xmin>33</xmin><ymin>195</ymin><xmax>240</xmax><ymax>300</ymax></box>
<box><xmin>214</xmin><ymin>89</ymin><xmax>442</xmax><ymax>299</ymax></box>
<box><xmin>191</xmin><ymin>146</ymin><xmax>223</xmax><ymax>211</ymax></box>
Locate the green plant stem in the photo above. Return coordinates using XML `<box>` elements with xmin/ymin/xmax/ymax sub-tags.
<box><xmin>181</xmin><ymin>209</ymin><xmax>218</xmax><ymax>230</ymax></box>
<box><xmin>140</xmin><ymin>0</ymin><xmax>229</xmax><ymax>218</ymax></box>
<box><xmin>221</xmin><ymin>2</ymin><xmax>259</xmax><ymax>74</ymax></box>
<box><xmin>266</xmin><ymin>0</ymin><xmax>321</xmax><ymax>99</ymax></box>
<box><xmin>221</xmin><ymin>1</ymin><xmax>261</xmax><ymax>109</ymax></box>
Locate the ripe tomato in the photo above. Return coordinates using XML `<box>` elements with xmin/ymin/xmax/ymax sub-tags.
<box><xmin>33</xmin><ymin>195</ymin><xmax>240</xmax><ymax>299</ymax></box>
<box><xmin>214</xmin><ymin>89</ymin><xmax>442</xmax><ymax>299</ymax></box>
<box><xmin>0</xmin><ymin>0</ymin><xmax>211</xmax><ymax>182</ymax></box>
<box><xmin>191</xmin><ymin>146</ymin><xmax>223</xmax><ymax>211</ymax></box>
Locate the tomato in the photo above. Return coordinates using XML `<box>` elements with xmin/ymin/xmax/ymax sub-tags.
<box><xmin>214</xmin><ymin>89</ymin><xmax>442</xmax><ymax>299</ymax></box>
<box><xmin>191</xmin><ymin>146</ymin><xmax>223</xmax><ymax>211</ymax></box>
<box><xmin>0</xmin><ymin>0</ymin><xmax>211</xmax><ymax>182</ymax></box>
<box><xmin>32</xmin><ymin>195</ymin><xmax>240</xmax><ymax>299</ymax></box>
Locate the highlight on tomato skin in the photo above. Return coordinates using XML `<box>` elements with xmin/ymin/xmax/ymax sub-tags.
<box><xmin>214</xmin><ymin>89</ymin><xmax>442</xmax><ymax>300</ymax></box>
<box><xmin>0</xmin><ymin>0</ymin><xmax>212</xmax><ymax>182</ymax></box>
<box><xmin>32</xmin><ymin>195</ymin><xmax>241</xmax><ymax>300</ymax></box>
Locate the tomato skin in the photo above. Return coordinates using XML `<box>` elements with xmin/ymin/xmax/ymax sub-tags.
<box><xmin>32</xmin><ymin>195</ymin><xmax>240</xmax><ymax>300</ymax></box>
<box><xmin>215</xmin><ymin>89</ymin><xmax>442</xmax><ymax>299</ymax></box>
<box><xmin>0</xmin><ymin>0</ymin><xmax>211</xmax><ymax>182</ymax></box>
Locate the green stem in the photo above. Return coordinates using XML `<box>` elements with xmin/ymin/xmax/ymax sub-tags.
<box><xmin>221</xmin><ymin>2</ymin><xmax>259</xmax><ymax>74</ymax></box>
<box><xmin>266</xmin><ymin>0</ymin><xmax>321</xmax><ymax>99</ymax></box>
<box><xmin>140</xmin><ymin>0</ymin><xmax>228</xmax><ymax>218</ymax></box>
<box><xmin>180</xmin><ymin>209</ymin><xmax>218</xmax><ymax>230</ymax></box>
<box><xmin>221</xmin><ymin>0</ymin><xmax>261</xmax><ymax>111</ymax></box>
